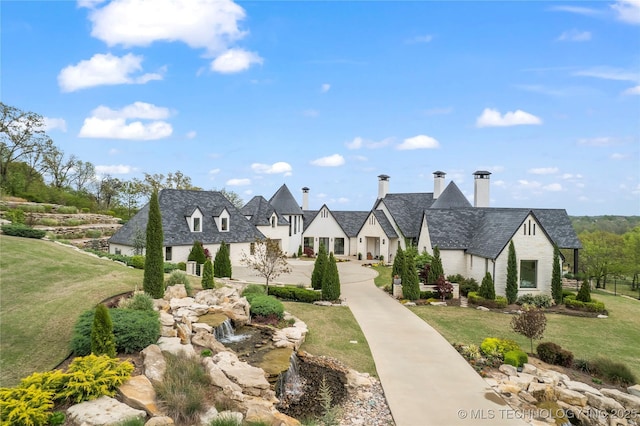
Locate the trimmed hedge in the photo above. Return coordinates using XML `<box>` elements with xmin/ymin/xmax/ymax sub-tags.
<box><xmin>516</xmin><ymin>294</ymin><xmax>554</xmax><ymax>308</ymax></box>
<box><xmin>504</xmin><ymin>350</ymin><xmax>529</xmax><ymax>368</ymax></box>
<box><xmin>71</xmin><ymin>308</ymin><xmax>160</xmax><ymax>355</ymax></box>
<box><xmin>468</xmin><ymin>292</ymin><xmax>508</xmax><ymax>309</ymax></box>
<box><xmin>1</xmin><ymin>224</ymin><xmax>46</xmax><ymax>239</ymax></box>
<box><xmin>248</xmin><ymin>294</ymin><xmax>284</xmax><ymax>320</ymax></box>
<box><xmin>564</xmin><ymin>294</ymin><xmax>606</xmax><ymax>313</ymax></box>
<box><xmin>536</xmin><ymin>342</ymin><xmax>574</xmax><ymax>367</ymax></box>
<box><xmin>268</xmin><ymin>286</ymin><xmax>322</xmax><ymax>303</ymax></box>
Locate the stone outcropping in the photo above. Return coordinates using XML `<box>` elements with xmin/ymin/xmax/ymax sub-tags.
<box><xmin>486</xmin><ymin>363</ymin><xmax>640</xmax><ymax>426</ymax></box>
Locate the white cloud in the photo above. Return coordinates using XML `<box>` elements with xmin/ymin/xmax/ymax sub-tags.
<box><xmin>528</xmin><ymin>167</ymin><xmax>559</xmax><ymax>175</ymax></box>
<box><xmin>577</xmin><ymin>137</ymin><xmax>616</xmax><ymax>146</ymax></box>
<box><xmin>557</xmin><ymin>29</ymin><xmax>592</xmax><ymax>41</ymax></box>
<box><xmin>397</xmin><ymin>135</ymin><xmax>440</xmax><ymax>150</ymax></box>
<box><xmin>321</xmin><ymin>83</ymin><xmax>331</xmax><ymax>93</ymax></box>
<box><xmin>244</xmin><ymin>189</ymin><xmax>253</xmax><ymax>196</ymax></box>
<box><xmin>310</xmin><ymin>154</ymin><xmax>345</xmax><ymax>167</ymax></box>
<box><xmin>95</xmin><ymin>164</ymin><xmax>133</xmax><ymax>174</ymax></box>
<box><xmin>623</xmin><ymin>85</ymin><xmax>640</xmax><ymax>95</ymax></box>
<box><xmin>330</xmin><ymin>197</ymin><xmax>349</xmax><ymax>204</ymax></box>
<box><xmin>549</xmin><ymin>5</ymin><xmax>601</xmax><ymax>16</ymax></box>
<box><xmin>405</xmin><ymin>34</ymin><xmax>433</xmax><ymax>44</ymax></box>
<box><xmin>251</xmin><ymin>162</ymin><xmax>293</xmax><ymax>175</ymax></box>
<box><xmin>78</xmin><ymin>102</ymin><xmax>173</xmax><ymax>140</ymax></box>
<box><xmin>58</xmin><ymin>53</ymin><xmax>162</xmax><ymax>92</ymax></box>
<box><xmin>43</xmin><ymin>117</ymin><xmax>67</xmax><ymax>132</ymax></box>
<box><xmin>226</xmin><ymin>178</ymin><xmax>251</xmax><ymax>186</ymax></box>
<box><xmin>611</xmin><ymin>0</ymin><xmax>640</xmax><ymax>24</ymax></box>
<box><xmin>186</xmin><ymin>131</ymin><xmax>197</xmax><ymax>139</ymax></box>
<box><xmin>544</xmin><ymin>183</ymin><xmax>563</xmax><ymax>191</ymax></box>
<box><xmin>345</xmin><ymin>136</ymin><xmax>392</xmax><ymax>150</ymax></box>
<box><xmin>86</xmin><ymin>0</ymin><xmax>247</xmax><ymax>54</ymax></box>
<box><xmin>517</xmin><ymin>180</ymin><xmax>543</xmax><ymax>189</ymax></box>
<box><xmin>476</xmin><ymin>108</ymin><xmax>542</xmax><ymax>127</ymax></box>
<box><xmin>211</xmin><ymin>49</ymin><xmax>263</xmax><ymax>73</ymax></box>
<box><xmin>574</xmin><ymin>67</ymin><xmax>639</xmax><ymax>82</ymax></box>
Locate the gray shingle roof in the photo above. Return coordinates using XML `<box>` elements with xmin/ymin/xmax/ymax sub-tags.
<box><xmin>331</xmin><ymin>211</ymin><xmax>370</xmax><ymax>237</ymax></box>
<box><xmin>425</xmin><ymin>207</ymin><xmax>581</xmax><ymax>259</ymax></box>
<box><xmin>269</xmin><ymin>184</ymin><xmax>303</xmax><ymax>215</ymax></box>
<box><xmin>241</xmin><ymin>196</ymin><xmax>288</xmax><ymax>227</ymax></box>
<box><xmin>109</xmin><ymin>189</ymin><xmax>264</xmax><ymax>246</ymax></box>
<box><xmin>430</xmin><ymin>182</ymin><xmax>472</xmax><ymax>209</ymax></box>
<box><xmin>373</xmin><ymin>210</ymin><xmax>399</xmax><ymax>238</ymax></box>
<box><xmin>303</xmin><ymin>210</ymin><xmax>319</xmax><ymax>231</ymax></box>
<box><xmin>376</xmin><ymin>193</ymin><xmax>435</xmax><ymax>238</ymax></box>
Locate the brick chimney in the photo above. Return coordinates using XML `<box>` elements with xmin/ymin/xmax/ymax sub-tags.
<box><xmin>433</xmin><ymin>171</ymin><xmax>446</xmax><ymax>199</ymax></box>
<box><xmin>473</xmin><ymin>170</ymin><xmax>491</xmax><ymax>207</ymax></box>
<box><xmin>378</xmin><ymin>174</ymin><xmax>390</xmax><ymax>199</ymax></box>
<box><xmin>302</xmin><ymin>187</ymin><xmax>309</xmax><ymax>210</ymax></box>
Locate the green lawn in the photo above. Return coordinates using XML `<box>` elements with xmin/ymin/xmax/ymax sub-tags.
<box><xmin>372</xmin><ymin>264</ymin><xmax>392</xmax><ymax>287</ymax></box>
<box><xmin>283</xmin><ymin>301</ymin><xmax>377</xmax><ymax>377</ymax></box>
<box><xmin>409</xmin><ymin>290</ymin><xmax>640</xmax><ymax>380</ymax></box>
<box><xmin>0</xmin><ymin>235</ymin><xmax>144</xmax><ymax>386</ymax></box>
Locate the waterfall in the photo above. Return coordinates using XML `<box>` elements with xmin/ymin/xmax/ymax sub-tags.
<box><xmin>276</xmin><ymin>353</ymin><xmax>305</xmax><ymax>404</ymax></box>
<box><xmin>214</xmin><ymin>319</ymin><xmax>249</xmax><ymax>343</ymax></box>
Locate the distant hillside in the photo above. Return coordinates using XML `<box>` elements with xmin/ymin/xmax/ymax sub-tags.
<box><xmin>570</xmin><ymin>216</ymin><xmax>640</xmax><ymax>235</ymax></box>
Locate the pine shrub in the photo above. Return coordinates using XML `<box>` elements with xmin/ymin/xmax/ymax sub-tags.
<box><xmin>504</xmin><ymin>350</ymin><xmax>528</xmax><ymax>368</ymax></box>
<box><xmin>268</xmin><ymin>286</ymin><xmax>322</xmax><ymax>303</ymax></box>
<box><xmin>201</xmin><ymin>259</ymin><xmax>214</xmax><ymax>289</ymax></box>
<box><xmin>427</xmin><ymin>246</ymin><xmax>444</xmax><ymax>284</ymax></box>
<box><xmin>248</xmin><ymin>295</ymin><xmax>284</xmax><ymax>320</ymax></box>
<box><xmin>214</xmin><ymin>241</ymin><xmax>232</xmax><ymax>278</ymax></box>
<box><xmin>0</xmin><ymin>386</ymin><xmax>54</xmax><ymax>425</ymax></box>
<box><xmin>322</xmin><ymin>253</ymin><xmax>341</xmax><ymax>301</ymax></box>
<box><xmin>551</xmin><ymin>245</ymin><xmax>563</xmax><ymax>304</ymax></box>
<box><xmin>311</xmin><ymin>243</ymin><xmax>328</xmax><ymax>290</ymax></box>
<box><xmin>90</xmin><ymin>304</ymin><xmax>116</xmax><ymax>358</ymax></box>
<box><xmin>143</xmin><ymin>191</ymin><xmax>164</xmax><ymax>298</ymax></box>
<box><xmin>576</xmin><ymin>279</ymin><xmax>591</xmax><ymax>302</ymax></box>
<box><xmin>391</xmin><ymin>246</ymin><xmax>404</xmax><ymax>281</ymax></box>
<box><xmin>401</xmin><ymin>251</ymin><xmax>420</xmax><ymax>300</ymax></box>
<box><xmin>479</xmin><ymin>272</ymin><xmax>496</xmax><ymax>300</ymax></box>
<box><xmin>187</xmin><ymin>241</ymin><xmax>206</xmax><ymax>264</ymax></box>
<box><xmin>1</xmin><ymin>224</ymin><xmax>46</xmax><ymax>239</ymax></box>
<box><xmin>505</xmin><ymin>241</ymin><xmax>518</xmax><ymax>304</ymax></box>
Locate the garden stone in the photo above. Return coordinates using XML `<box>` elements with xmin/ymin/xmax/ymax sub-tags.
<box><xmin>119</xmin><ymin>375</ymin><xmax>161</xmax><ymax>416</ymax></box>
<box><xmin>192</xmin><ymin>322</ymin><xmax>213</xmax><ymax>333</ymax></box>
<box><xmin>175</xmin><ymin>323</ymin><xmax>191</xmax><ymax>345</ymax></box>
<box><xmin>499</xmin><ymin>363</ymin><xmax>518</xmax><ymax>377</ymax></box>
<box><xmin>212</xmin><ymin>351</ymin><xmax>271</xmax><ymax>397</ymax></box>
<box><xmin>156</xmin><ymin>337</ymin><xmax>196</xmax><ymax>357</ymax></box>
<box><xmin>171</xmin><ymin>308</ymin><xmax>199</xmax><ymax>322</ymax></box>
<box><xmin>164</xmin><ymin>285</ymin><xmax>187</xmax><ymax>300</ymax></box>
<box><xmin>314</xmin><ymin>301</ymin><xmax>333</xmax><ymax>306</ymax></box>
<box><xmin>563</xmin><ymin>379</ymin><xmax>603</xmax><ymax>396</ymax></box>
<box><xmin>601</xmin><ymin>388</ymin><xmax>640</xmax><ymax>412</ymax></box>
<box><xmin>194</xmin><ymin>290</ymin><xmax>220</xmax><ymax>306</ymax></box>
<box><xmin>477</xmin><ymin>306</ymin><xmax>490</xmax><ymax>311</ymax></box>
<box><xmin>67</xmin><ymin>396</ymin><xmax>146</xmax><ymax>426</ymax></box>
<box><xmin>192</xmin><ymin>330</ymin><xmax>228</xmax><ymax>354</ymax></box>
<box><xmin>160</xmin><ymin>326</ymin><xmax>177</xmax><ymax>337</ymax></box>
<box><xmin>498</xmin><ymin>381</ymin><xmax>522</xmax><ymax>395</ymax></box>
<box><xmin>202</xmin><ymin>357</ymin><xmax>242</xmax><ymax>393</ymax></box>
<box><xmin>556</xmin><ymin>387</ymin><xmax>588</xmax><ymax>407</ymax></box>
<box><xmin>586</xmin><ymin>392</ymin><xmax>625</xmax><ymax>413</ymax></box>
<box><xmin>169</xmin><ymin>297</ymin><xmax>195</xmax><ymax>310</ymax></box>
<box><xmin>346</xmin><ymin>369</ymin><xmax>373</xmax><ymax>389</ymax></box>
<box><xmin>628</xmin><ymin>385</ymin><xmax>640</xmax><ymax>398</ymax></box>
<box><xmin>198</xmin><ymin>407</ymin><xmax>219</xmax><ymax>426</ymax></box>
<box><xmin>159</xmin><ymin>311</ymin><xmax>174</xmax><ymax>327</ymax></box>
<box><xmin>153</xmin><ymin>299</ymin><xmax>169</xmax><ymax>311</ymax></box>
<box><xmin>145</xmin><ymin>417</ymin><xmax>174</xmax><ymax>426</ymax></box>
<box><xmin>522</xmin><ymin>363</ymin><xmax>537</xmax><ymax>375</ymax></box>
<box><xmin>527</xmin><ymin>382</ymin><xmax>554</xmax><ymax>402</ymax></box>
<box><xmin>141</xmin><ymin>344</ymin><xmax>166</xmax><ymax>385</ymax></box>
<box><xmin>597</xmin><ymin>314</ymin><xmax>608</xmax><ymax>319</ymax></box>
<box><xmin>510</xmin><ymin>374</ymin><xmax>535</xmax><ymax>390</ymax></box>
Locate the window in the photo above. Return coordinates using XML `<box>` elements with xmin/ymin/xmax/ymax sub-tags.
<box><xmin>193</xmin><ymin>217</ymin><xmax>201</xmax><ymax>232</ymax></box>
<box><xmin>271</xmin><ymin>216</ymin><xmax>276</xmax><ymax>228</ymax></box>
<box><xmin>304</xmin><ymin>237</ymin><xmax>313</xmax><ymax>250</ymax></box>
<box><xmin>115</xmin><ymin>248</ymin><xmax>121</xmax><ymax>255</ymax></box>
<box><xmin>334</xmin><ymin>238</ymin><xmax>345</xmax><ymax>255</ymax></box>
<box><xmin>250</xmin><ymin>242</ymin><xmax>255</xmax><ymax>255</ymax></box>
<box><xmin>369</xmin><ymin>215</ymin><xmax>376</xmax><ymax>225</ymax></box>
<box><xmin>520</xmin><ymin>260</ymin><xmax>537</xmax><ymax>288</ymax></box>
<box><xmin>221</xmin><ymin>217</ymin><xmax>228</xmax><ymax>231</ymax></box>
<box><xmin>165</xmin><ymin>247</ymin><xmax>172</xmax><ymax>261</ymax></box>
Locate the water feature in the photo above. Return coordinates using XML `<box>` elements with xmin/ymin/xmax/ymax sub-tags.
<box><xmin>276</xmin><ymin>352</ymin><xmax>305</xmax><ymax>407</ymax></box>
<box><xmin>214</xmin><ymin>318</ymin><xmax>250</xmax><ymax>343</ymax></box>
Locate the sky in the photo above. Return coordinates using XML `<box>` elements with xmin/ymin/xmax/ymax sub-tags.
<box><xmin>2</xmin><ymin>0</ymin><xmax>639</xmax><ymax>216</ymax></box>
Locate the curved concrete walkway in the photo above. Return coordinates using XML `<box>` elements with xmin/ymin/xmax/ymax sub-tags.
<box><xmin>235</xmin><ymin>260</ymin><xmax>526</xmax><ymax>425</ymax></box>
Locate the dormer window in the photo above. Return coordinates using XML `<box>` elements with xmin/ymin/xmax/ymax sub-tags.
<box><xmin>193</xmin><ymin>217</ymin><xmax>201</xmax><ymax>232</ymax></box>
<box><xmin>216</xmin><ymin>208</ymin><xmax>230</xmax><ymax>232</ymax></box>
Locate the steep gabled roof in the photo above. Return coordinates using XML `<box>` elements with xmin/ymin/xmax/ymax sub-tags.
<box><xmin>302</xmin><ymin>210</ymin><xmax>319</xmax><ymax>231</ymax></box>
<box><xmin>376</xmin><ymin>193</ymin><xmax>435</xmax><ymax>238</ymax></box>
<box><xmin>430</xmin><ymin>182</ymin><xmax>472</xmax><ymax>209</ymax></box>
<box><xmin>331</xmin><ymin>211</ymin><xmax>370</xmax><ymax>237</ymax></box>
<box><xmin>241</xmin><ymin>196</ymin><xmax>288</xmax><ymax>227</ymax></box>
<box><xmin>425</xmin><ymin>207</ymin><xmax>581</xmax><ymax>259</ymax></box>
<box><xmin>269</xmin><ymin>184</ymin><xmax>303</xmax><ymax>215</ymax></box>
<box><xmin>373</xmin><ymin>210</ymin><xmax>399</xmax><ymax>238</ymax></box>
<box><xmin>110</xmin><ymin>189</ymin><xmax>264</xmax><ymax>246</ymax></box>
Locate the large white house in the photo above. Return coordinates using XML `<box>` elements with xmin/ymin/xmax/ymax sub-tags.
<box><xmin>109</xmin><ymin>171</ymin><xmax>581</xmax><ymax>297</ymax></box>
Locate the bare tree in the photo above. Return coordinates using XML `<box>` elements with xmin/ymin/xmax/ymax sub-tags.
<box><xmin>70</xmin><ymin>160</ymin><xmax>96</xmax><ymax>192</ymax></box>
<box><xmin>240</xmin><ymin>239</ymin><xmax>292</xmax><ymax>290</ymax></box>
<box><xmin>42</xmin><ymin>146</ymin><xmax>77</xmax><ymax>189</ymax></box>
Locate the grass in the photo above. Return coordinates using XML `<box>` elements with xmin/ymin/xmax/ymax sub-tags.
<box><xmin>282</xmin><ymin>302</ymin><xmax>377</xmax><ymax>377</ymax></box>
<box><xmin>372</xmin><ymin>264</ymin><xmax>392</xmax><ymax>287</ymax></box>
<box><xmin>0</xmin><ymin>235</ymin><xmax>144</xmax><ymax>386</ymax></box>
<box><xmin>408</xmin><ymin>289</ymin><xmax>640</xmax><ymax>380</ymax></box>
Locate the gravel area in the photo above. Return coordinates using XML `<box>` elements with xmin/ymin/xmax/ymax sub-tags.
<box><xmin>337</xmin><ymin>377</ymin><xmax>395</xmax><ymax>426</ymax></box>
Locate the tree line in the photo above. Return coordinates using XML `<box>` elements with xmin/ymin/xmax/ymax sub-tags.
<box><xmin>1</xmin><ymin>102</ymin><xmax>242</xmax><ymax>219</ymax></box>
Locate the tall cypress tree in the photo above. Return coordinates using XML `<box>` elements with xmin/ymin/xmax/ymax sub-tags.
<box><xmin>391</xmin><ymin>246</ymin><xmax>405</xmax><ymax>281</ymax></box>
<box><xmin>202</xmin><ymin>259</ymin><xmax>214</xmax><ymax>289</ymax></box>
<box><xmin>551</xmin><ymin>245</ymin><xmax>563</xmax><ymax>304</ymax></box>
<box><xmin>91</xmin><ymin>304</ymin><xmax>116</xmax><ymax>358</ymax></box>
<box><xmin>428</xmin><ymin>246</ymin><xmax>444</xmax><ymax>284</ymax></box>
<box><xmin>402</xmin><ymin>252</ymin><xmax>420</xmax><ymax>300</ymax></box>
<box><xmin>214</xmin><ymin>241</ymin><xmax>232</xmax><ymax>278</ymax></box>
<box><xmin>322</xmin><ymin>253</ymin><xmax>341</xmax><ymax>301</ymax></box>
<box><xmin>576</xmin><ymin>278</ymin><xmax>591</xmax><ymax>302</ymax></box>
<box><xmin>311</xmin><ymin>243</ymin><xmax>328</xmax><ymax>290</ymax></box>
<box><xmin>479</xmin><ymin>272</ymin><xmax>496</xmax><ymax>300</ymax></box>
<box><xmin>143</xmin><ymin>190</ymin><xmax>164</xmax><ymax>298</ymax></box>
<box><xmin>505</xmin><ymin>241</ymin><xmax>518</xmax><ymax>304</ymax></box>
<box><xmin>188</xmin><ymin>241</ymin><xmax>206</xmax><ymax>264</ymax></box>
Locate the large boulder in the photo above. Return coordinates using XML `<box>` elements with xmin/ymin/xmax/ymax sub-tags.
<box><xmin>119</xmin><ymin>375</ymin><xmax>161</xmax><ymax>416</ymax></box>
<box><xmin>164</xmin><ymin>285</ymin><xmax>188</xmax><ymax>300</ymax></box>
<box><xmin>156</xmin><ymin>337</ymin><xmax>196</xmax><ymax>357</ymax></box>
<box><xmin>141</xmin><ymin>344</ymin><xmax>166</xmax><ymax>385</ymax></box>
<box><xmin>212</xmin><ymin>351</ymin><xmax>271</xmax><ymax>397</ymax></box>
<box><xmin>202</xmin><ymin>357</ymin><xmax>242</xmax><ymax>393</ymax></box>
<box><xmin>67</xmin><ymin>396</ymin><xmax>146</xmax><ymax>425</ymax></box>
<box><xmin>192</xmin><ymin>330</ymin><xmax>228</xmax><ymax>354</ymax></box>
<box><xmin>601</xmin><ymin>388</ymin><xmax>640</xmax><ymax>412</ymax></box>
<box><xmin>555</xmin><ymin>387</ymin><xmax>588</xmax><ymax>407</ymax></box>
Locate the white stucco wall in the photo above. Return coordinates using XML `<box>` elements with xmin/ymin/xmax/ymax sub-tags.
<box><xmin>256</xmin><ymin>224</ymin><xmax>290</xmax><ymax>253</ymax></box>
<box><xmin>283</xmin><ymin>214</ymin><xmax>304</xmax><ymax>256</ymax></box>
<box><xmin>357</xmin><ymin>212</ymin><xmax>392</xmax><ymax>261</ymax></box>
<box><xmin>376</xmin><ymin>203</ymin><xmax>405</xmax><ymax>249</ymax></box>
<box><xmin>439</xmin><ymin>249</ymin><xmax>467</xmax><ymax>280</ymax></box>
<box><xmin>110</xmin><ymin>241</ymin><xmax>253</xmax><ymax>265</ymax></box>
<box><xmin>417</xmin><ymin>214</ymin><xmax>433</xmax><ymax>255</ymax></box>
<box><xmin>303</xmin><ymin>208</ymin><xmax>349</xmax><ymax>255</ymax></box>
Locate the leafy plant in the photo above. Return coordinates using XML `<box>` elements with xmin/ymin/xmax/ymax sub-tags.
<box><xmin>248</xmin><ymin>294</ymin><xmax>284</xmax><ymax>320</ymax></box>
<box><xmin>242</xmin><ymin>284</ymin><xmax>267</xmax><ymax>297</ymax></box>
<box><xmin>91</xmin><ymin>303</ymin><xmax>116</xmax><ymax>358</ymax></box>
<box><xmin>0</xmin><ymin>386</ymin><xmax>55</xmax><ymax>426</ymax></box>
<box><xmin>588</xmin><ymin>358</ymin><xmax>636</xmax><ymax>386</ymax></box>
<box><xmin>504</xmin><ymin>350</ymin><xmax>528</xmax><ymax>368</ymax></box>
<box><xmin>48</xmin><ymin>411</ymin><xmax>66</xmax><ymax>426</ymax></box>
<box><xmin>58</xmin><ymin>354</ymin><xmax>133</xmax><ymax>403</ymax></box>
<box><xmin>511</xmin><ymin>307</ymin><xmax>547</xmax><ymax>353</ymax></box>
<box><xmin>165</xmin><ymin>270</ymin><xmax>193</xmax><ymax>295</ymax></box>
<box><xmin>516</xmin><ymin>294</ymin><xmax>554</xmax><ymax>308</ymax></box>
<box><xmin>319</xmin><ymin>375</ymin><xmax>338</xmax><ymax>426</ymax></box>
<box><xmin>118</xmin><ymin>292</ymin><xmax>154</xmax><ymax>311</ymax></box>
<box><xmin>434</xmin><ymin>275</ymin><xmax>453</xmax><ymax>301</ymax></box>
<box><xmin>268</xmin><ymin>286</ymin><xmax>322</xmax><ymax>303</ymax></box>
<box><xmin>536</xmin><ymin>342</ymin><xmax>574</xmax><ymax>367</ymax></box>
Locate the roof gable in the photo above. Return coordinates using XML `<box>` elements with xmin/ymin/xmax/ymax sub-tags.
<box><xmin>241</xmin><ymin>196</ymin><xmax>287</xmax><ymax>226</ymax></box>
<box><xmin>377</xmin><ymin>192</ymin><xmax>434</xmax><ymax>238</ymax></box>
<box><xmin>430</xmin><ymin>182</ymin><xmax>472</xmax><ymax>209</ymax></box>
<box><xmin>269</xmin><ymin>184</ymin><xmax>303</xmax><ymax>215</ymax></box>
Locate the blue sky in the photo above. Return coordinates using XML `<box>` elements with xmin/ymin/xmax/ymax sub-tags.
<box><xmin>2</xmin><ymin>0</ymin><xmax>639</xmax><ymax>216</ymax></box>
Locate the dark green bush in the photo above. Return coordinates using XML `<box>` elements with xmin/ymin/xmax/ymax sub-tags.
<box><xmin>1</xmin><ymin>224</ymin><xmax>46</xmax><ymax>239</ymax></box>
<box><xmin>163</xmin><ymin>262</ymin><xmax>181</xmax><ymax>273</ymax></box>
<box><xmin>268</xmin><ymin>286</ymin><xmax>322</xmax><ymax>303</ymax></box>
<box><xmin>468</xmin><ymin>292</ymin><xmax>507</xmax><ymax>308</ymax></box>
<box><xmin>504</xmin><ymin>350</ymin><xmax>528</xmax><ymax>368</ymax></box>
<box><xmin>459</xmin><ymin>279</ymin><xmax>479</xmax><ymax>297</ymax></box>
<box><xmin>71</xmin><ymin>308</ymin><xmax>160</xmax><ymax>355</ymax></box>
<box><xmin>589</xmin><ymin>358</ymin><xmax>637</xmax><ymax>386</ymax></box>
<box><xmin>564</xmin><ymin>295</ymin><xmax>606</xmax><ymax>313</ymax></box>
<box><xmin>119</xmin><ymin>293</ymin><xmax>154</xmax><ymax>311</ymax></box>
<box><xmin>419</xmin><ymin>290</ymin><xmax>439</xmax><ymax>299</ymax></box>
<box><xmin>242</xmin><ymin>284</ymin><xmax>266</xmax><ymax>298</ymax></box>
<box><xmin>536</xmin><ymin>342</ymin><xmax>573</xmax><ymax>367</ymax></box>
<box><xmin>177</xmin><ymin>262</ymin><xmax>187</xmax><ymax>271</ymax></box>
<box><xmin>516</xmin><ymin>294</ymin><xmax>554</xmax><ymax>308</ymax></box>
<box><xmin>130</xmin><ymin>255</ymin><xmax>145</xmax><ymax>269</ymax></box>
<box><xmin>248</xmin><ymin>295</ymin><xmax>284</xmax><ymax>320</ymax></box>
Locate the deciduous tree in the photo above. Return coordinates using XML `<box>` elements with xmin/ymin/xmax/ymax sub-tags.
<box><xmin>143</xmin><ymin>191</ymin><xmax>164</xmax><ymax>298</ymax></box>
<box><xmin>240</xmin><ymin>238</ymin><xmax>291</xmax><ymax>290</ymax></box>
<box><xmin>511</xmin><ymin>306</ymin><xmax>547</xmax><ymax>353</ymax></box>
